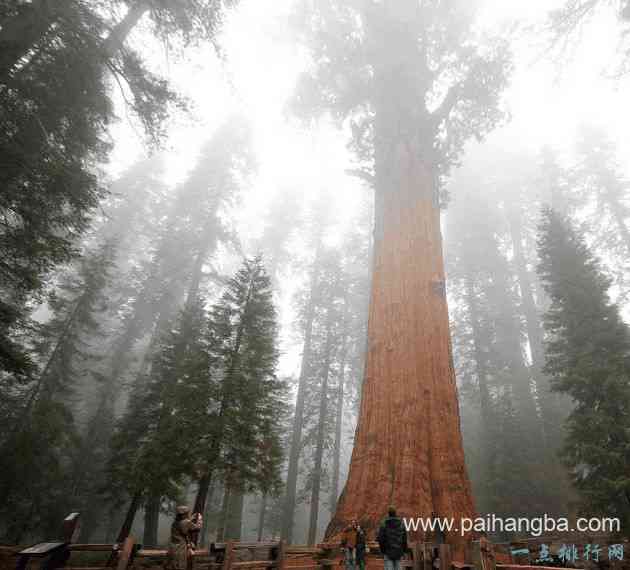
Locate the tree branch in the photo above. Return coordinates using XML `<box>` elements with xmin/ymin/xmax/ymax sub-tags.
<box><xmin>430</xmin><ymin>81</ymin><xmax>464</xmax><ymax>127</ymax></box>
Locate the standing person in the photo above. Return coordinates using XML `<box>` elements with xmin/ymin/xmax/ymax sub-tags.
<box><xmin>377</xmin><ymin>506</ymin><xmax>408</xmax><ymax>570</ymax></box>
<box><xmin>355</xmin><ymin>523</ymin><xmax>367</xmax><ymax>570</ymax></box>
<box><xmin>165</xmin><ymin>506</ymin><xmax>203</xmax><ymax>570</ymax></box>
<box><xmin>341</xmin><ymin>519</ymin><xmax>359</xmax><ymax>570</ymax></box>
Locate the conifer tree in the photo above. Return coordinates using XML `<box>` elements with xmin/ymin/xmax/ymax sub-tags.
<box><xmin>0</xmin><ymin>1</ymin><xmax>239</xmax><ymax>382</ymax></box>
<box><xmin>570</xmin><ymin>125</ymin><xmax>630</xmax><ymax>290</ymax></box>
<box><xmin>0</xmin><ymin>241</ymin><xmax>116</xmax><ymax>542</ymax></box>
<box><xmin>106</xmin><ymin>295</ymin><xmax>212</xmax><ymax>542</ymax></box>
<box><xmin>193</xmin><ymin>257</ymin><xmax>287</xmax><ymax>536</ymax></box>
<box><xmin>293</xmin><ymin>0</ymin><xmax>511</xmax><ymax>542</ymax></box>
<box><xmin>538</xmin><ymin>208</ymin><xmax>630</xmax><ymax>526</ymax></box>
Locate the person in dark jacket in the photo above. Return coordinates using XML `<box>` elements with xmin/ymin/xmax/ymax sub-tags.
<box><xmin>377</xmin><ymin>506</ymin><xmax>408</xmax><ymax>570</ymax></box>
<box><xmin>355</xmin><ymin>524</ymin><xmax>367</xmax><ymax>570</ymax></box>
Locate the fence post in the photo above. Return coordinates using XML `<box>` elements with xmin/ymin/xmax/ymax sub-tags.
<box><xmin>116</xmin><ymin>536</ymin><xmax>136</xmax><ymax>570</ymax></box>
<box><xmin>223</xmin><ymin>541</ymin><xmax>234</xmax><ymax>570</ymax></box>
<box><xmin>438</xmin><ymin>544</ymin><xmax>451</xmax><ymax>570</ymax></box>
<box><xmin>275</xmin><ymin>540</ymin><xmax>286</xmax><ymax>570</ymax></box>
<box><xmin>413</xmin><ymin>542</ymin><xmax>423</xmax><ymax>570</ymax></box>
<box><xmin>62</xmin><ymin>513</ymin><xmax>81</xmax><ymax>544</ymax></box>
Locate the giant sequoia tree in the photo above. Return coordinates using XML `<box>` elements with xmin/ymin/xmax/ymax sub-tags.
<box><xmin>293</xmin><ymin>0</ymin><xmax>510</xmax><ymax>548</ymax></box>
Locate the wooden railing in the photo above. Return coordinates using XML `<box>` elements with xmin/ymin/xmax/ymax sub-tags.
<box><xmin>5</xmin><ymin>513</ymin><xmax>593</xmax><ymax>570</ymax></box>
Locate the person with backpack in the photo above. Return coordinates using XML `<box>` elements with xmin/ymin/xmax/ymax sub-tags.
<box><xmin>377</xmin><ymin>506</ymin><xmax>408</xmax><ymax>570</ymax></box>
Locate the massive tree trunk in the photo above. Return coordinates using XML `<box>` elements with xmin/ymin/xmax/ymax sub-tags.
<box><xmin>325</xmin><ymin>151</ymin><xmax>475</xmax><ymax>553</ymax></box>
<box><xmin>324</xmin><ymin>2</ymin><xmax>481</xmax><ymax>555</ymax></box>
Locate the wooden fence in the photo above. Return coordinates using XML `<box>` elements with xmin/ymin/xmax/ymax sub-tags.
<box><xmin>3</xmin><ymin>513</ymin><xmax>597</xmax><ymax>570</ymax></box>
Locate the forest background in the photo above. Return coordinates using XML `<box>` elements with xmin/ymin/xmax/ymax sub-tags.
<box><xmin>2</xmin><ymin>0</ymin><xmax>630</xmax><ymax>548</ymax></box>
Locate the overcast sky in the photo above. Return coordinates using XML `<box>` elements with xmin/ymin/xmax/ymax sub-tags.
<box><xmin>104</xmin><ymin>0</ymin><xmax>630</xmax><ymax>376</ymax></box>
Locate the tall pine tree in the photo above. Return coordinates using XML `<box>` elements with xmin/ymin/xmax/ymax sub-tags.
<box><xmin>538</xmin><ymin>208</ymin><xmax>630</xmax><ymax>527</ymax></box>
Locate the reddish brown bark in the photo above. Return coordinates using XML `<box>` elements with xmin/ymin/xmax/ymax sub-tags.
<box><xmin>324</xmin><ymin>162</ymin><xmax>475</xmax><ymax>555</ymax></box>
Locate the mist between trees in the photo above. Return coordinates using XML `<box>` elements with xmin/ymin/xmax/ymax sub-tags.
<box><xmin>2</xmin><ymin>0</ymin><xmax>630</xmax><ymax>548</ymax></box>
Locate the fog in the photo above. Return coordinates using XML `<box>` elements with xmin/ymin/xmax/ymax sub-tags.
<box><xmin>3</xmin><ymin>0</ymin><xmax>630</xmax><ymax>551</ymax></box>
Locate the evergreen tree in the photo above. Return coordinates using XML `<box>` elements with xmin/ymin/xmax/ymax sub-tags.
<box><xmin>193</xmin><ymin>257</ymin><xmax>288</xmax><ymax>537</ymax></box>
<box><xmin>538</xmin><ymin>208</ymin><xmax>630</xmax><ymax>527</ymax></box>
<box><xmin>0</xmin><ymin>241</ymin><xmax>116</xmax><ymax>542</ymax></box>
<box><xmin>570</xmin><ymin>125</ymin><xmax>630</xmax><ymax>292</ymax></box>
<box><xmin>0</xmin><ymin>1</ymin><xmax>238</xmax><ymax>382</ymax></box>
<box><xmin>93</xmin><ymin>123</ymin><xmax>253</xmax><ymax>504</ymax></box>
<box><xmin>446</xmin><ymin>191</ymin><xmax>552</xmax><ymax>518</ymax></box>
<box><xmin>106</xmin><ymin>295</ymin><xmax>212</xmax><ymax>542</ymax></box>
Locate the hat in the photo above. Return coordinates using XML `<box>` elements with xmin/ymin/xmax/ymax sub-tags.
<box><xmin>176</xmin><ymin>506</ymin><xmax>191</xmax><ymax>515</ymax></box>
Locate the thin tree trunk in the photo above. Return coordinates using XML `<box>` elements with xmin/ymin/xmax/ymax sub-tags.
<box><xmin>216</xmin><ymin>485</ymin><xmax>231</xmax><ymax>543</ymax></box>
<box><xmin>508</xmin><ymin>211</ymin><xmax>556</xmax><ymax>432</ymax></box>
<box><xmin>281</xmin><ymin>246</ymin><xmax>321</xmax><ymax>543</ymax></box>
<box><xmin>12</xmin><ymin>294</ymin><xmax>85</xmax><ymax>431</ymax></box>
<box><xmin>330</xmin><ymin>295</ymin><xmax>350</xmax><ymax>512</ymax></box>
<box><xmin>194</xmin><ymin>472</ymin><xmax>214</xmax><ymax>517</ymax></box>
<box><xmin>307</xmin><ymin>306</ymin><xmax>335</xmax><ymax>545</ymax></box>
<box><xmin>143</xmin><ymin>496</ymin><xmax>160</xmax><ymax>546</ymax></box>
<box><xmin>257</xmin><ymin>494</ymin><xmax>267</xmax><ymax>542</ymax></box>
<box><xmin>116</xmin><ymin>492</ymin><xmax>143</xmax><ymax>543</ymax></box>
<box><xmin>0</xmin><ymin>0</ymin><xmax>63</xmax><ymax>77</ymax></box>
<box><xmin>463</xmin><ymin>274</ymin><xmax>496</xmax><ymax>510</ymax></box>
<box><xmin>225</xmin><ymin>490</ymin><xmax>244</xmax><ymax>540</ymax></box>
<box><xmin>103</xmin><ymin>2</ymin><xmax>149</xmax><ymax>57</ymax></box>
<box><xmin>508</xmin><ymin>209</ymin><xmax>571</xmax><ymax>514</ymax></box>
<box><xmin>199</xmin><ymin>482</ymin><xmax>215</xmax><ymax>547</ymax></box>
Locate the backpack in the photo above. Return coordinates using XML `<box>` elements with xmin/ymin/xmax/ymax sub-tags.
<box><xmin>378</xmin><ymin>517</ymin><xmax>405</xmax><ymax>560</ymax></box>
